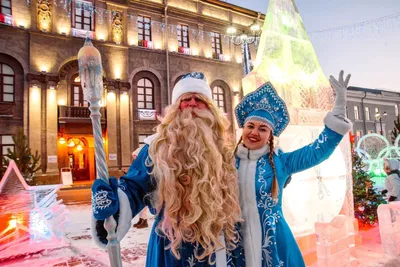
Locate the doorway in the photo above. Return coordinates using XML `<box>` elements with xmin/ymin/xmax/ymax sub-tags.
<box><xmin>66</xmin><ymin>138</ymin><xmax>90</xmax><ymax>181</ymax></box>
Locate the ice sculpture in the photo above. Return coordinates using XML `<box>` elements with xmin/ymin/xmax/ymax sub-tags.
<box><xmin>356</xmin><ymin>133</ymin><xmax>400</xmax><ymax>173</ymax></box>
<box><xmin>315</xmin><ymin>215</ymin><xmax>358</xmax><ymax>266</ymax></box>
<box><xmin>377</xmin><ymin>202</ymin><xmax>400</xmax><ymax>256</ymax></box>
<box><xmin>0</xmin><ymin>160</ymin><xmax>68</xmax><ymax>261</ymax></box>
<box><xmin>241</xmin><ymin>0</ymin><xmax>352</xmax><ymax>237</ymax></box>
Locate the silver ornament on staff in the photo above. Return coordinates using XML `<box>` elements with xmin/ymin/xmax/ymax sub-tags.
<box><xmin>78</xmin><ymin>36</ymin><xmax>123</xmax><ymax>267</ymax></box>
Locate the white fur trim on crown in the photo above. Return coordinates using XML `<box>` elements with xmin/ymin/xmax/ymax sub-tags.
<box><xmin>91</xmin><ymin>188</ymin><xmax>133</xmax><ymax>249</ymax></box>
<box><xmin>171</xmin><ymin>77</ymin><xmax>212</xmax><ymax>104</ymax></box>
<box><xmin>324</xmin><ymin>111</ymin><xmax>353</xmax><ymax>135</ymax></box>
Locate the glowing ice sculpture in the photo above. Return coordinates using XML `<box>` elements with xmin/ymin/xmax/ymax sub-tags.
<box><xmin>377</xmin><ymin>202</ymin><xmax>400</xmax><ymax>256</ymax></box>
<box><xmin>356</xmin><ymin>133</ymin><xmax>400</xmax><ymax>173</ymax></box>
<box><xmin>242</xmin><ymin>0</ymin><xmax>352</xmax><ymax>237</ymax></box>
<box><xmin>315</xmin><ymin>215</ymin><xmax>358</xmax><ymax>267</ymax></box>
<box><xmin>280</xmin><ymin>126</ymin><xmax>347</xmax><ymax>235</ymax></box>
<box><xmin>0</xmin><ymin>160</ymin><xmax>68</xmax><ymax>261</ymax></box>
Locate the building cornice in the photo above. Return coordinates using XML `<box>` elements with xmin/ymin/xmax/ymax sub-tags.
<box><xmin>26</xmin><ymin>73</ymin><xmax>60</xmax><ymax>84</ymax></box>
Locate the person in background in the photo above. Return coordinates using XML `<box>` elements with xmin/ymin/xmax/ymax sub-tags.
<box><xmin>382</xmin><ymin>158</ymin><xmax>400</xmax><ymax>202</ymax></box>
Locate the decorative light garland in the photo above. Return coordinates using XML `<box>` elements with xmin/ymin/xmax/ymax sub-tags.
<box><xmin>24</xmin><ymin>0</ymin><xmax>400</xmax><ymax>41</ymax></box>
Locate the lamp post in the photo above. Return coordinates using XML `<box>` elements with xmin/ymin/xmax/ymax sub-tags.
<box><xmin>375</xmin><ymin>111</ymin><xmax>387</xmax><ymax>135</ymax></box>
<box><xmin>227</xmin><ymin>18</ymin><xmax>262</xmax><ymax>76</ymax></box>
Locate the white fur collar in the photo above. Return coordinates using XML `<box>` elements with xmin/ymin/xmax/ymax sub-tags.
<box><xmin>144</xmin><ymin>133</ymin><xmax>159</xmax><ymax>145</ymax></box>
<box><xmin>236</xmin><ymin>144</ymin><xmax>270</xmax><ymax>160</ymax></box>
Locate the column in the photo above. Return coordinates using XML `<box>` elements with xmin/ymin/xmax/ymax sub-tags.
<box><xmin>120</xmin><ymin>87</ymin><xmax>131</xmax><ymax>166</ymax></box>
<box><xmin>46</xmin><ymin>83</ymin><xmax>58</xmax><ymax>173</ymax></box>
<box><xmin>106</xmin><ymin>87</ymin><xmax>118</xmax><ymax>168</ymax></box>
<box><xmin>29</xmin><ymin>82</ymin><xmax>42</xmax><ymax>170</ymax></box>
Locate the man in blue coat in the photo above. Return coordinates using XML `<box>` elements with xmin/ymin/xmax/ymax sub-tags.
<box><xmin>91</xmin><ymin>72</ymin><xmax>245</xmax><ymax>266</ymax></box>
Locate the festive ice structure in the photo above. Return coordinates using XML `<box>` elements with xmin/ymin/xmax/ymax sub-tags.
<box><xmin>0</xmin><ymin>161</ymin><xmax>68</xmax><ymax>261</ymax></box>
<box><xmin>378</xmin><ymin>203</ymin><xmax>400</xmax><ymax>256</ymax></box>
<box><xmin>315</xmin><ymin>215</ymin><xmax>357</xmax><ymax>267</ymax></box>
<box><xmin>240</xmin><ymin>0</ymin><xmax>355</xmax><ymax>264</ymax></box>
<box><xmin>243</xmin><ymin>0</ymin><xmax>351</xmax><ymax>234</ymax></box>
<box><xmin>356</xmin><ymin>133</ymin><xmax>400</xmax><ymax>172</ymax></box>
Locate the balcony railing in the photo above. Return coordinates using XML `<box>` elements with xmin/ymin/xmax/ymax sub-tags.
<box><xmin>138</xmin><ymin>109</ymin><xmax>157</xmax><ymax>120</ymax></box>
<box><xmin>58</xmin><ymin>105</ymin><xmax>106</xmax><ymax>121</ymax></box>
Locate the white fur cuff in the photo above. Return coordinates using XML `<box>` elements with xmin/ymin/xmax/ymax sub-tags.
<box><xmin>91</xmin><ymin>189</ymin><xmax>133</xmax><ymax>249</ymax></box>
<box><xmin>116</xmin><ymin>188</ymin><xmax>133</xmax><ymax>241</ymax></box>
<box><xmin>324</xmin><ymin>111</ymin><xmax>353</xmax><ymax>135</ymax></box>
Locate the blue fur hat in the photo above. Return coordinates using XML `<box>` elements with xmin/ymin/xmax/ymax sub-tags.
<box><xmin>235</xmin><ymin>82</ymin><xmax>290</xmax><ymax>136</ymax></box>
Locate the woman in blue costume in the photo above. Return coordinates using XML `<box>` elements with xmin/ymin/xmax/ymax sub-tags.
<box><xmin>234</xmin><ymin>71</ymin><xmax>352</xmax><ymax>267</ymax></box>
<box><xmin>91</xmin><ymin>72</ymin><xmax>246</xmax><ymax>266</ymax></box>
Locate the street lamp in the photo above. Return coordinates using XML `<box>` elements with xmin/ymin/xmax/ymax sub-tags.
<box><xmin>375</xmin><ymin>111</ymin><xmax>387</xmax><ymax>135</ymax></box>
<box><xmin>227</xmin><ymin>18</ymin><xmax>262</xmax><ymax>76</ymax></box>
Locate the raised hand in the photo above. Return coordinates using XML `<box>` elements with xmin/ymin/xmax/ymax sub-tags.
<box><xmin>329</xmin><ymin>70</ymin><xmax>351</xmax><ymax>118</ymax></box>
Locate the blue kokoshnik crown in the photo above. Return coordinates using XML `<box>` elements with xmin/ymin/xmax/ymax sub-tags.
<box><xmin>235</xmin><ymin>82</ymin><xmax>290</xmax><ymax>137</ymax></box>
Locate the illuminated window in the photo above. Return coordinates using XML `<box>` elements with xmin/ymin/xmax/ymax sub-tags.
<box><xmin>365</xmin><ymin>107</ymin><xmax>370</xmax><ymax>121</ymax></box>
<box><xmin>138</xmin><ymin>16</ymin><xmax>151</xmax><ymax>41</ymax></box>
<box><xmin>211</xmin><ymin>32</ymin><xmax>222</xmax><ymax>56</ymax></box>
<box><xmin>137</xmin><ymin>78</ymin><xmax>154</xmax><ymax>109</ymax></box>
<box><xmin>212</xmin><ymin>86</ymin><xmax>225</xmax><ymax>112</ymax></box>
<box><xmin>1</xmin><ymin>0</ymin><xmax>11</xmax><ymax>15</ymax></box>
<box><xmin>177</xmin><ymin>24</ymin><xmax>189</xmax><ymax>48</ymax></box>
<box><xmin>354</xmin><ymin>106</ymin><xmax>359</xmax><ymax>120</ymax></box>
<box><xmin>72</xmin><ymin>1</ymin><xmax>95</xmax><ymax>31</ymax></box>
<box><xmin>1</xmin><ymin>135</ymin><xmax>14</xmax><ymax>158</ymax></box>
<box><xmin>0</xmin><ymin>63</ymin><xmax>14</xmax><ymax>102</ymax></box>
<box><xmin>71</xmin><ymin>73</ymin><xmax>88</xmax><ymax>107</ymax></box>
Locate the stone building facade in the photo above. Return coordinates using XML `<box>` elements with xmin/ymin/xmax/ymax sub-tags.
<box><xmin>0</xmin><ymin>0</ymin><xmax>263</xmax><ymax>183</ymax></box>
<box><xmin>347</xmin><ymin>86</ymin><xmax>400</xmax><ymax>144</ymax></box>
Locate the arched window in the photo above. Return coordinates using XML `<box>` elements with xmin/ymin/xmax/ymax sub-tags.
<box><xmin>137</xmin><ymin>78</ymin><xmax>154</xmax><ymax>109</ymax></box>
<box><xmin>71</xmin><ymin>74</ymin><xmax>88</xmax><ymax>107</ymax></box>
<box><xmin>0</xmin><ymin>63</ymin><xmax>14</xmax><ymax>102</ymax></box>
<box><xmin>212</xmin><ymin>86</ymin><xmax>226</xmax><ymax>112</ymax></box>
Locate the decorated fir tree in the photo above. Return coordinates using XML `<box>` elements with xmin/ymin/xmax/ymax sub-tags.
<box><xmin>391</xmin><ymin>115</ymin><xmax>400</xmax><ymax>143</ymax></box>
<box><xmin>1</xmin><ymin>128</ymin><xmax>41</xmax><ymax>185</ymax></box>
<box><xmin>352</xmin><ymin>150</ymin><xmax>385</xmax><ymax>227</ymax></box>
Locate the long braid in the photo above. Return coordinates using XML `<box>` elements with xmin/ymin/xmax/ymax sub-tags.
<box><xmin>234</xmin><ymin>136</ymin><xmax>242</xmax><ymax>154</ymax></box>
<box><xmin>268</xmin><ymin>135</ymin><xmax>279</xmax><ymax>202</ymax></box>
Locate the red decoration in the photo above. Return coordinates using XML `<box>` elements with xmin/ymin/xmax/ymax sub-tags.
<box><xmin>0</xmin><ymin>14</ymin><xmax>5</xmax><ymax>24</ymax></box>
<box><xmin>349</xmin><ymin>132</ymin><xmax>355</xmax><ymax>144</ymax></box>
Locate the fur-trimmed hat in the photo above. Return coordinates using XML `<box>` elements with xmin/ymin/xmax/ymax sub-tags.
<box><xmin>171</xmin><ymin>72</ymin><xmax>212</xmax><ymax>105</ymax></box>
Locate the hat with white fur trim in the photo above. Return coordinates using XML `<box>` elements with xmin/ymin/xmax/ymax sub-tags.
<box><xmin>171</xmin><ymin>72</ymin><xmax>213</xmax><ymax>105</ymax></box>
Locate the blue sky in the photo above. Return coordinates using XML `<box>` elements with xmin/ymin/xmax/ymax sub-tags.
<box><xmin>228</xmin><ymin>0</ymin><xmax>400</xmax><ymax>91</ymax></box>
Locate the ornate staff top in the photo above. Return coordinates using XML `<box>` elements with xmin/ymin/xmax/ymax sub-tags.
<box><xmin>77</xmin><ymin>36</ymin><xmax>104</xmax><ymax>104</ymax></box>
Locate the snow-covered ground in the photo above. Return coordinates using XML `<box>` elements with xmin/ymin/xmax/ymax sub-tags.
<box><xmin>1</xmin><ymin>204</ymin><xmax>399</xmax><ymax>267</ymax></box>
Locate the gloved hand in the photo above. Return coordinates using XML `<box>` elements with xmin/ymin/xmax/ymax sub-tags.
<box><xmin>329</xmin><ymin>70</ymin><xmax>351</xmax><ymax>119</ymax></box>
<box><xmin>389</xmin><ymin>196</ymin><xmax>397</xmax><ymax>202</ymax></box>
<box><xmin>381</xmin><ymin>189</ymin><xmax>388</xmax><ymax>196</ymax></box>
<box><xmin>92</xmin><ymin>177</ymin><xmax>119</xmax><ymax>220</ymax></box>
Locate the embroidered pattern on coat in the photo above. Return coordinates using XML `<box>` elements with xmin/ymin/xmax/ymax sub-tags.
<box><xmin>92</xmin><ymin>190</ymin><xmax>112</xmax><ymax>214</ymax></box>
<box><xmin>257</xmin><ymin>157</ymin><xmax>284</xmax><ymax>267</ymax></box>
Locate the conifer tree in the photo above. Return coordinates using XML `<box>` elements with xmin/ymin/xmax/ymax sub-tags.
<box><xmin>1</xmin><ymin>128</ymin><xmax>41</xmax><ymax>185</ymax></box>
<box><xmin>352</xmin><ymin>151</ymin><xmax>386</xmax><ymax>226</ymax></box>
